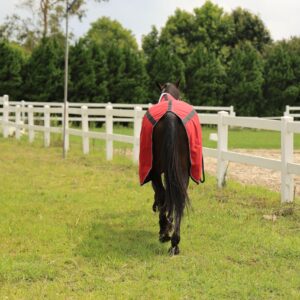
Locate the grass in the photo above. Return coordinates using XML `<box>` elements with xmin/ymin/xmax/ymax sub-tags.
<box><xmin>1</xmin><ymin>135</ymin><xmax>300</xmax><ymax>299</ymax></box>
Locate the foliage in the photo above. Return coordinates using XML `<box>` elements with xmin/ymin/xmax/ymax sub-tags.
<box><xmin>226</xmin><ymin>42</ymin><xmax>264</xmax><ymax>116</ymax></box>
<box><xmin>142</xmin><ymin>25</ymin><xmax>159</xmax><ymax>59</ymax></box>
<box><xmin>230</xmin><ymin>7</ymin><xmax>272</xmax><ymax>51</ymax></box>
<box><xmin>263</xmin><ymin>38</ymin><xmax>300</xmax><ymax>116</ymax></box>
<box><xmin>145</xmin><ymin>45</ymin><xmax>186</xmax><ymax>100</ymax></box>
<box><xmin>69</xmin><ymin>39</ymin><xmax>98</xmax><ymax>102</ymax></box>
<box><xmin>85</xmin><ymin>17</ymin><xmax>138</xmax><ymax>51</ymax></box>
<box><xmin>185</xmin><ymin>45</ymin><xmax>226</xmax><ymax>105</ymax></box>
<box><xmin>0</xmin><ymin>41</ymin><xmax>24</xmax><ymax>100</ymax></box>
<box><xmin>0</xmin><ymin>0</ymin><xmax>108</xmax><ymax>51</ymax></box>
<box><xmin>159</xmin><ymin>9</ymin><xmax>195</xmax><ymax>62</ymax></box>
<box><xmin>22</xmin><ymin>37</ymin><xmax>65</xmax><ymax>101</ymax></box>
<box><xmin>106</xmin><ymin>45</ymin><xmax>149</xmax><ymax>103</ymax></box>
<box><xmin>192</xmin><ymin>1</ymin><xmax>234</xmax><ymax>53</ymax></box>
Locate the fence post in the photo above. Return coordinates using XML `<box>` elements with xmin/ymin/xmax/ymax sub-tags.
<box><xmin>217</xmin><ymin>111</ymin><xmax>229</xmax><ymax>188</ymax></box>
<box><xmin>281</xmin><ymin>116</ymin><xmax>294</xmax><ymax>203</ymax></box>
<box><xmin>284</xmin><ymin>105</ymin><xmax>290</xmax><ymax>117</ymax></box>
<box><xmin>230</xmin><ymin>105</ymin><xmax>236</xmax><ymax>116</ymax></box>
<box><xmin>106</xmin><ymin>104</ymin><xmax>113</xmax><ymax>160</ymax></box>
<box><xmin>2</xmin><ymin>95</ymin><xmax>9</xmax><ymax>138</ymax></box>
<box><xmin>28</xmin><ymin>105</ymin><xmax>34</xmax><ymax>143</ymax></box>
<box><xmin>133</xmin><ymin>106</ymin><xmax>143</xmax><ymax>163</ymax></box>
<box><xmin>21</xmin><ymin>100</ymin><xmax>26</xmax><ymax>122</ymax></box>
<box><xmin>15</xmin><ymin>105</ymin><xmax>21</xmax><ymax>140</ymax></box>
<box><xmin>81</xmin><ymin>105</ymin><xmax>89</xmax><ymax>154</ymax></box>
<box><xmin>44</xmin><ymin>105</ymin><xmax>50</xmax><ymax>147</ymax></box>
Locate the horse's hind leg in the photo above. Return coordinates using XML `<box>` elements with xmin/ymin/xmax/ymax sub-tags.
<box><xmin>152</xmin><ymin>173</ymin><xmax>173</xmax><ymax>242</ymax></box>
<box><xmin>169</xmin><ymin>174</ymin><xmax>189</xmax><ymax>256</ymax></box>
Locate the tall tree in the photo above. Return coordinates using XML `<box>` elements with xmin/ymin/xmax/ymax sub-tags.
<box><xmin>159</xmin><ymin>9</ymin><xmax>195</xmax><ymax>62</ymax></box>
<box><xmin>230</xmin><ymin>7</ymin><xmax>271</xmax><ymax>52</ymax></box>
<box><xmin>22</xmin><ymin>36</ymin><xmax>64</xmax><ymax>101</ymax></box>
<box><xmin>90</xmin><ymin>41</ymin><xmax>109</xmax><ymax>102</ymax></box>
<box><xmin>185</xmin><ymin>45</ymin><xmax>226</xmax><ymax>106</ymax></box>
<box><xmin>226</xmin><ymin>42</ymin><xmax>264</xmax><ymax>116</ymax></box>
<box><xmin>85</xmin><ymin>17</ymin><xmax>138</xmax><ymax>51</ymax></box>
<box><xmin>263</xmin><ymin>40</ymin><xmax>300</xmax><ymax>115</ymax></box>
<box><xmin>142</xmin><ymin>25</ymin><xmax>159</xmax><ymax>60</ymax></box>
<box><xmin>0</xmin><ymin>0</ymin><xmax>108</xmax><ymax>50</ymax></box>
<box><xmin>69</xmin><ymin>39</ymin><xmax>97</xmax><ymax>102</ymax></box>
<box><xmin>0</xmin><ymin>41</ymin><xmax>25</xmax><ymax>100</ymax></box>
<box><xmin>193</xmin><ymin>1</ymin><xmax>234</xmax><ymax>53</ymax></box>
<box><xmin>145</xmin><ymin>45</ymin><xmax>186</xmax><ymax>100</ymax></box>
<box><xmin>106</xmin><ymin>45</ymin><xmax>149</xmax><ymax>103</ymax></box>
<box><xmin>69</xmin><ymin>39</ymin><xmax>109</xmax><ymax>102</ymax></box>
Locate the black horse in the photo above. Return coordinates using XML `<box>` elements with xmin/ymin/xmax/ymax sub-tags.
<box><xmin>150</xmin><ymin>81</ymin><xmax>190</xmax><ymax>256</ymax></box>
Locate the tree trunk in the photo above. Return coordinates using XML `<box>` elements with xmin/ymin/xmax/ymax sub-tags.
<box><xmin>41</xmin><ymin>0</ymin><xmax>49</xmax><ymax>38</ymax></box>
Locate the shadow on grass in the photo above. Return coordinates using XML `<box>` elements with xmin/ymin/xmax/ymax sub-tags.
<box><xmin>76</xmin><ymin>212</ymin><xmax>166</xmax><ymax>261</ymax></box>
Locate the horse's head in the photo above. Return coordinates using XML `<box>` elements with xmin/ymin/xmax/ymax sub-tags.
<box><xmin>156</xmin><ymin>80</ymin><xmax>180</xmax><ymax>100</ymax></box>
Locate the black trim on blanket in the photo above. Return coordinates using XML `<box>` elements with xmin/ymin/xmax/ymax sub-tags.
<box><xmin>145</xmin><ymin>110</ymin><xmax>156</xmax><ymax>125</ymax></box>
<box><xmin>182</xmin><ymin>109</ymin><xmax>196</xmax><ymax>125</ymax></box>
<box><xmin>168</xmin><ymin>99</ymin><xmax>172</xmax><ymax>111</ymax></box>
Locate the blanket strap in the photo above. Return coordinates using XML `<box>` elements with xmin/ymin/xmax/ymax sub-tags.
<box><xmin>200</xmin><ymin>156</ymin><xmax>205</xmax><ymax>183</ymax></box>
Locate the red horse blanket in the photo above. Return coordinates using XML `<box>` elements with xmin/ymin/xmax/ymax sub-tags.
<box><xmin>139</xmin><ymin>93</ymin><xmax>203</xmax><ymax>185</ymax></box>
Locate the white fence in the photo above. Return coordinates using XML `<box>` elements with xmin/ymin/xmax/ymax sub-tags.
<box><xmin>1</xmin><ymin>95</ymin><xmax>300</xmax><ymax>203</ymax></box>
<box><xmin>285</xmin><ymin>105</ymin><xmax>300</xmax><ymax>119</ymax></box>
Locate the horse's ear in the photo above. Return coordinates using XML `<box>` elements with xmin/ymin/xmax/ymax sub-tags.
<box><xmin>156</xmin><ymin>82</ymin><xmax>163</xmax><ymax>91</ymax></box>
<box><xmin>175</xmin><ymin>79</ymin><xmax>180</xmax><ymax>88</ymax></box>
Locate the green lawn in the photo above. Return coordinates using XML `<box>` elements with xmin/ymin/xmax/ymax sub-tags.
<box><xmin>0</xmin><ymin>136</ymin><xmax>300</xmax><ymax>299</ymax></box>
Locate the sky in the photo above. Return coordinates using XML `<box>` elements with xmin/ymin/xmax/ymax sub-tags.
<box><xmin>0</xmin><ymin>0</ymin><xmax>300</xmax><ymax>46</ymax></box>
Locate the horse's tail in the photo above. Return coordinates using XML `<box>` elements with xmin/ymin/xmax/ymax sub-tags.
<box><xmin>163</xmin><ymin>112</ymin><xmax>189</xmax><ymax>220</ymax></box>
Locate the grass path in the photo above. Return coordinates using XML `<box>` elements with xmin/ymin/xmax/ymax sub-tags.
<box><xmin>1</xmin><ymin>137</ymin><xmax>300</xmax><ymax>299</ymax></box>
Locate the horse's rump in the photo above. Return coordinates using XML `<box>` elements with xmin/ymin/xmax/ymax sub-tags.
<box><xmin>139</xmin><ymin>94</ymin><xmax>203</xmax><ymax>185</ymax></box>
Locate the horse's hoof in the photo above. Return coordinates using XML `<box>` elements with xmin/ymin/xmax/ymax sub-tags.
<box><xmin>159</xmin><ymin>234</ymin><xmax>171</xmax><ymax>243</ymax></box>
<box><xmin>168</xmin><ymin>246</ymin><xmax>180</xmax><ymax>256</ymax></box>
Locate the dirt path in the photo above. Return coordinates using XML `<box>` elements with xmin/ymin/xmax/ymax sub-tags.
<box><xmin>204</xmin><ymin>149</ymin><xmax>300</xmax><ymax>195</ymax></box>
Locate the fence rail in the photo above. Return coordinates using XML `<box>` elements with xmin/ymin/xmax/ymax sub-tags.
<box><xmin>285</xmin><ymin>105</ymin><xmax>300</xmax><ymax>119</ymax></box>
<box><xmin>1</xmin><ymin>95</ymin><xmax>299</xmax><ymax>203</ymax></box>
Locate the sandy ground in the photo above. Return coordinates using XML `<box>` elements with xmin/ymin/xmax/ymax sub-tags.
<box><xmin>204</xmin><ymin>149</ymin><xmax>300</xmax><ymax>195</ymax></box>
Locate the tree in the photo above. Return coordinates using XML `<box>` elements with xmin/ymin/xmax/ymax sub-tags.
<box><xmin>0</xmin><ymin>41</ymin><xmax>25</xmax><ymax>100</ymax></box>
<box><xmin>142</xmin><ymin>25</ymin><xmax>159</xmax><ymax>60</ymax></box>
<box><xmin>69</xmin><ymin>39</ymin><xmax>109</xmax><ymax>102</ymax></box>
<box><xmin>193</xmin><ymin>1</ymin><xmax>234</xmax><ymax>53</ymax></box>
<box><xmin>89</xmin><ymin>41</ymin><xmax>109</xmax><ymax>102</ymax></box>
<box><xmin>0</xmin><ymin>0</ymin><xmax>108</xmax><ymax>50</ymax></box>
<box><xmin>22</xmin><ymin>36</ymin><xmax>64</xmax><ymax>101</ymax></box>
<box><xmin>145</xmin><ymin>45</ymin><xmax>186</xmax><ymax>100</ymax></box>
<box><xmin>185</xmin><ymin>45</ymin><xmax>226</xmax><ymax>106</ymax></box>
<box><xmin>263</xmin><ymin>39</ymin><xmax>300</xmax><ymax>115</ymax></box>
<box><xmin>106</xmin><ymin>45</ymin><xmax>149</xmax><ymax>103</ymax></box>
<box><xmin>0</xmin><ymin>14</ymin><xmax>39</xmax><ymax>52</ymax></box>
<box><xmin>69</xmin><ymin>39</ymin><xmax>97</xmax><ymax>102</ymax></box>
<box><xmin>226</xmin><ymin>42</ymin><xmax>264</xmax><ymax>116</ymax></box>
<box><xmin>159</xmin><ymin>9</ymin><xmax>195</xmax><ymax>62</ymax></box>
<box><xmin>229</xmin><ymin>7</ymin><xmax>272</xmax><ymax>52</ymax></box>
<box><xmin>83</xmin><ymin>17</ymin><xmax>148</xmax><ymax>103</ymax></box>
<box><xmin>85</xmin><ymin>17</ymin><xmax>138</xmax><ymax>51</ymax></box>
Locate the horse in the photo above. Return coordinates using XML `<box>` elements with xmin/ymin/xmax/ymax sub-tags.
<box><xmin>139</xmin><ymin>81</ymin><xmax>203</xmax><ymax>256</ymax></box>
<box><xmin>151</xmin><ymin>82</ymin><xmax>189</xmax><ymax>256</ymax></box>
